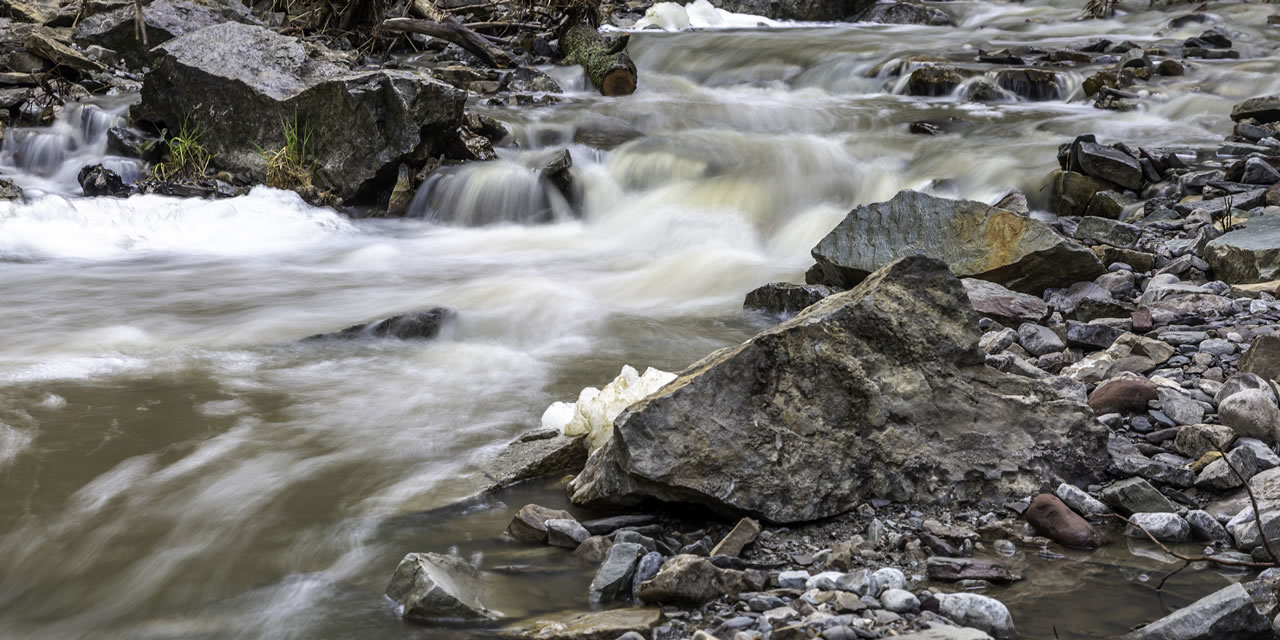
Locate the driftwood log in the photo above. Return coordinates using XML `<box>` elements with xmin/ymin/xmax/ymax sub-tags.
<box><xmin>561</xmin><ymin>22</ymin><xmax>636</xmax><ymax>96</ymax></box>
<box><xmin>380</xmin><ymin>17</ymin><xmax>516</xmax><ymax>68</ymax></box>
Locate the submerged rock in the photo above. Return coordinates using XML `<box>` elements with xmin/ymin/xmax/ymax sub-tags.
<box><xmin>141</xmin><ymin>22</ymin><xmax>465</xmax><ymax>203</ymax></box>
<box><xmin>385</xmin><ymin>552</ymin><xmax>499</xmax><ymax>623</ymax></box>
<box><xmin>304</xmin><ymin>308</ymin><xmax>455</xmax><ymax>341</ymax></box>
<box><xmin>568</xmin><ymin>256</ymin><xmax>1108</xmax><ymax>523</ymax></box>
<box><xmin>809</xmin><ymin>190</ymin><xmax>1104</xmax><ymax>294</ymax></box>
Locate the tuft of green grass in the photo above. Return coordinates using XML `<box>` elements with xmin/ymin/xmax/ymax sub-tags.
<box><xmin>261</xmin><ymin>112</ymin><xmax>314</xmax><ymax>191</ymax></box>
<box><xmin>153</xmin><ymin>115</ymin><xmax>213</xmax><ymax>181</ymax></box>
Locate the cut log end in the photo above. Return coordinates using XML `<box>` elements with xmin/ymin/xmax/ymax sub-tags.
<box><xmin>600</xmin><ymin>69</ymin><xmax>636</xmax><ymax>97</ymax></box>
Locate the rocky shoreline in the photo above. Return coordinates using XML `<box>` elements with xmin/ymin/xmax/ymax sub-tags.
<box><xmin>385</xmin><ymin>92</ymin><xmax>1280</xmax><ymax>639</ymax></box>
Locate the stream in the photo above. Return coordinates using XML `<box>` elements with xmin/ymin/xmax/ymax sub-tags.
<box><xmin>2</xmin><ymin>1</ymin><xmax>1279</xmax><ymax>638</ymax></box>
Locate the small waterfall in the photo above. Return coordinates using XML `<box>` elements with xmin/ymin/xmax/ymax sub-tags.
<box><xmin>407</xmin><ymin>159</ymin><xmax>573</xmax><ymax>226</ymax></box>
<box><xmin>0</xmin><ymin>101</ymin><xmax>144</xmax><ymax>196</ymax></box>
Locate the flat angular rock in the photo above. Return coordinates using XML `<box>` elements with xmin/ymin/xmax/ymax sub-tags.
<box><xmin>634</xmin><ymin>554</ymin><xmax>751</xmax><ymax>605</ymax></box>
<box><xmin>710</xmin><ymin>517</ymin><xmax>761</xmax><ymax>557</ymax></box>
<box><xmin>568</xmin><ymin>257</ymin><xmax>1108</xmax><ymax>523</ymax></box>
<box><xmin>744</xmin><ymin>282</ymin><xmax>838</xmax><ymax>316</ymax></box>
<box><xmin>1119</xmin><ymin>582</ymin><xmax>1271</xmax><ymax>639</ymax></box>
<box><xmin>1174</xmin><ymin>423</ymin><xmax>1236</xmax><ymax>459</ymax></box>
<box><xmin>1125</xmin><ymin>512</ymin><xmax>1191</xmax><ymax>542</ymax></box>
<box><xmin>1204</xmin><ymin>214</ymin><xmax>1280</xmax><ymax>284</ymax></box>
<box><xmin>507</xmin><ymin>504</ymin><xmax>575</xmax><ymax>544</ymax></box>
<box><xmin>1231</xmin><ymin>95</ymin><xmax>1280</xmax><ymax>124</ymax></box>
<box><xmin>499</xmin><ymin>607</ymin><xmax>662</xmax><ymax>640</ymax></box>
<box><xmin>1075</xmin><ymin>142</ymin><xmax>1143</xmax><ymax>190</ymax></box>
<box><xmin>926</xmin><ymin>557</ymin><xmax>1022</xmax><ymax>583</ymax></box>
<box><xmin>809</xmin><ymin>190</ymin><xmax>1104</xmax><ymax>294</ymax></box>
<box><xmin>962</xmin><ymin>278</ymin><xmax>1050</xmax><ymax>325</ymax></box>
<box><xmin>589</xmin><ymin>542</ymin><xmax>645</xmax><ymax>603</ymax></box>
<box><xmin>1101</xmin><ymin>477</ymin><xmax>1177</xmax><ymax>514</ymax></box>
<box><xmin>1240</xmin><ymin>335</ymin><xmax>1280</xmax><ymax>382</ymax></box>
<box><xmin>385</xmin><ymin>552</ymin><xmax>498</xmax><ymax>623</ymax></box>
<box><xmin>546</xmin><ymin>518</ymin><xmax>590</xmax><ymax>548</ymax></box>
<box><xmin>73</xmin><ymin>0</ymin><xmax>254</xmax><ymax>68</ymax></box>
<box><xmin>1197</xmin><ymin>446</ymin><xmax>1261</xmax><ymax>491</ymax></box>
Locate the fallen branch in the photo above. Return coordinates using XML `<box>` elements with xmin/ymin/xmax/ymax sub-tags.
<box><xmin>560</xmin><ymin>21</ymin><xmax>636</xmax><ymax>96</ymax></box>
<box><xmin>379</xmin><ymin>17</ymin><xmax>516</xmax><ymax>68</ymax></box>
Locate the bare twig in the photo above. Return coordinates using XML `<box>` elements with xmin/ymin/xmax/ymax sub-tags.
<box><xmin>134</xmin><ymin>0</ymin><xmax>148</xmax><ymax>46</ymax></box>
<box><xmin>379</xmin><ymin>17</ymin><xmax>516</xmax><ymax>68</ymax></box>
<box><xmin>1218</xmin><ymin>444</ymin><xmax>1280</xmax><ymax>566</ymax></box>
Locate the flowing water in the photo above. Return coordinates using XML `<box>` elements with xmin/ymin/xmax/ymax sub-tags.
<box><xmin>2</xmin><ymin>1</ymin><xmax>1279</xmax><ymax>638</ymax></box>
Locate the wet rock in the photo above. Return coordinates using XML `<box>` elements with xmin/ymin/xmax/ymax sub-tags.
<box><xmin>1219</xmin><ymin>389</ymin><xmax>1280</xmax><ymax>443</ymax></box>
<box><xmin>1204</xmin><ymin>214</ymin><xmax>1280</xmax><ymax>284</ymax></box>
<box><xmin>994</xmin><ymin>68</ymin><xmax>1063</xmax><ymax>101</ymax></box>
<box><xmin>858</xmin><ymin>1</ymin><xmax>954</xmax><ymax>25</ymax></box>
<box><xmin>936</xmin><ymin>593</ymin><xmax>1016</xmax><ymax>640</ymax></box>
<box><xmin>711</xmin><ymin>517</ymin><xmax>761</xmax><ymax>557</ymax></box>
<box><xmin>590</xmin><ymin>542</ymin><xmax>645</xmax><ymax>603</ymax></box>
<box><xmin>810</xmin><ymin>190</ymin><xmax>1104</xmax><ymax>293</ymax></box>
<box><xmin>1049</xmin><ymin>169</ymin><xmax>1120</xmax><ymax>218</ymax></box>
<box><xmin>0</xmin><ymin>177</ymin><xmax>23</xmax><ymax>201</ymax></box>
<box><xmin>581</xmin><ymin>515</ymin><xmax>657</xmax><ymax>535</ymax></box>
<box><xmin>635</xmin><ymin>554</ymin><xmax>750</xmax><ymax>605</ymax></box>
<box><xmin>73</xmin><ymin>0</ymin><xmax>254</xmax><ymax>69</ymax></box>
<box><xmin>907</xmin><ymin>65</ymin><xmax>964</xmax><ymax>96</ymax></box>
<box><xmin>1125</xmin><ymin>512</ymin><xmax>1191</xmax><ymax>542</ymax></box>
<box><xmin>385</xmin><ymin>552</ymin><xmax>498</xmax><ymax>622</ymax></box>
<box><xmin>1240</xmin><ymin>335</ymin><xmax>1280</xmax><ymax>382</ymax></box>
<box><xmin>507</xmin><ymin>504</ymin><xmax>575</xmax><ymax>544</ymax></box>
<box><xmin>574</xmin><ymin>536</ymin><xmax>614</xmax><ymax>564</ymax></box>
<box><xmin>1088</xmin><ymin>374</ymin><xmax>1157</xmax><ymax>414</ymax></box>
<box><xmin>744</xmin><ymin>282</ymin><xmax>838</xmax><ymax>316</ymax></box>
<box><xmin>1174</xmin><ymin>423</ymin><xmax>1236</xmax><ymax>459</ymax></box>
<box><xmin>141</xmin><ymin>22</ymin><xmax>465</xmax><ymax>203</ymax></box>
<box><xmin>963</xmin><ymin>278</ymin><xmax>1050</xmax><ymax>325</ymax></box>
<box><xmin>546</xmin><ymin>518</ymin><xmax>591</xmax><ymax>548</ymax></box>
<box><xmin>304</xmin><ymin>308</ymin><xmax>455</xmax><ymax>341</ymax></box>
<box><xmin>107</xmin><ymin>126</ymin><xmax>163</xmax><ymax>163</ymax></box>
<box><xmin>572</xmin><ymin>114</ymin><xmax>642</xmax><ymax>150</ymax></box>
<box><xmin>1025</xmin><ymin>493</ymin><xmax>1103</xmax><ymax>549</ymax></box>
<box><xmin>77</xmin><ymin>164</ymin><xmax>130</xmax><ymax>197</ymax></box>
<box><xmin>1075</xmin><ymin>141</ymin><xmax>1143</xmax><ymax>190</ymax></box>
<box><xmin>1119</xmin><ymin>582</ymin><xmax>1272</xmax><ymax>640</ymax></box>
<box><xmin>499</xmin><ymin>607</ymin><xmax>662</xmax><ymax>640</ymax></box>
<box><xmin>1100</xmin><ymin>477</ymin><xmax>1177</xmax><ymax>514</ymax></box>
<box><xmin>568</xmin><ymin>257</ymin><xmax>1108</xmax><ymax>522</ymax></box>
<box><xmin>480</xmin><ymin>432</ymin><xmax>587</xmax><ymax>494</ymax></box>
<box><xmin>925</xmin><ymin>557</ymin><xmax>1022</xmax><ymax>583</ymax></box>
<box><xmin>1232</xmin><ymin>95</ymin><xmax>1280</xmax><ymax>125</ymax></box>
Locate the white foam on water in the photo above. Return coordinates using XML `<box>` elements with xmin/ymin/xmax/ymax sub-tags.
<box><xmin>0</xmin><ymin>423</ymin><xmax>33</xmax><ymax>468</ymax></box>
<box><xmin>0</xmin><ymin>187</ymin><xmax>356</xmax><ymax>261</ymax></box>
<box><xmin>634</xmin><ymin>0</ymin><xmax>783</xmax><ymax>31</ymax></box>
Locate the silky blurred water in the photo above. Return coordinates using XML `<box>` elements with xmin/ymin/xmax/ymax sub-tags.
<box><xmin>0</xmin><ymin>1</ymin><xmax>1277</xmax><ymax>637</ymax></box>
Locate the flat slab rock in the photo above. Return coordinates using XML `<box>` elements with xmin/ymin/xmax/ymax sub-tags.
<box><xmin>809</xmin><ymin>190</ymin><xmax>1104</xmax><ymax>294</ymax></box>
<box><xmin>568</xmin><ymin>256</ymin><xmax>1109</xmax><ymax>523</ymax></box>
<box><xmin>500</xmin><ymin>608</ymin><xmax>662</xmax><ymax>640</ymax></box>
<box><xmin>1205</xmin><ymin>213</ymin><xmax>1280</xmax><ymax>284</ymax></box>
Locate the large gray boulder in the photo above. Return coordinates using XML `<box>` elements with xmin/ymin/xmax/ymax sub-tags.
<box><xmin>701</xmin><ymin>0</ymin><xmax>874</xmax><ymax>21</ymax></box>
<box><xmin>809</xmin><ymin>190</ymin><xmax>1104</xmax><ymax>294</ymax></box>
<box><xmin>568</xmin><ymin>256</ymin><xmax>1109</xmax><ymax>523</ymax></box>
<box><xmin>1204</xmin><ymin>214</ymin><xmax>1280</xmax><ymax>284</ymax></box>
<box><xmin>1119</xmin><ymin>582</ymin><xmax>1272</xmax><ymax>640</ymax></box>
<box><xmin>141</xmin><ymin>22</ymin><xmax>465</xmax><ymax>203</ymax></box>
<box><xmin>73</xmin><ymin>0</ymin><xmax>256</xmax><ymax>69</ymax></box>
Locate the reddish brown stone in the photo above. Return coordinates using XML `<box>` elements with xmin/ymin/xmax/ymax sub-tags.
<box><xmin>1088</xmin><ymin>375</ymin><xmax>1157</xmax><ymax>414</ymax></box>
<box><xmin>1025</xmin><ymin>493</ymin><xmax>1104</xmax><ymax>549</ymax></box>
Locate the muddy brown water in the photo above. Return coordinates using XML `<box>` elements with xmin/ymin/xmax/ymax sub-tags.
<box><xmin>2</xmin><ymin>0</ymin><xmax>1278</xmax><ymax>637</ymax></box>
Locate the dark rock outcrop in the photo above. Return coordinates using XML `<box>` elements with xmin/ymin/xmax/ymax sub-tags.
<box><xmin>77</xmin><ymin>164</ymin><xmax>130</xmax><ymax>197</ymax></box>
<box><xmin>568</xmin><ymin>256</ymin><xmax>1108</xmax><ymax>523</ymax></box>
<box><xmin>744</xmin><ymin>282</ymin><xmax>838</xmax><ymax>316</ymax></box>
<box><xmin>141</xmin><ymin>22</ymin><xmax>465</xmax><ymax>203</ymax></box>
<box><xmin>73</xmin><ymin>0</ymin><xmax>256</xmax><ymax>69</ymax></box>
<box><xmin>809</xmin><ymin>190</ymin><xmax>1105</xmax><ymax>294</ymax></box>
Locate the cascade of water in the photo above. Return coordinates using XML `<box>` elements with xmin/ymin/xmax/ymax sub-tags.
<box><xmin>0</xmin><ymin>100</ymin><xmax>144</xmax><ymax>197</ymax></box>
